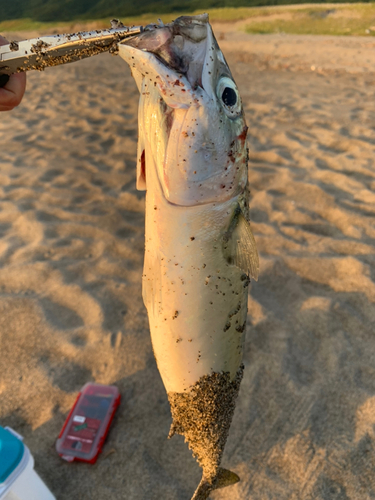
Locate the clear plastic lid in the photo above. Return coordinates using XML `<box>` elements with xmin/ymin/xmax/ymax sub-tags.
<box><xmin>55</xmin><ymin>383</ymin><xmax>120</xmax><ymax>463</ymax></box>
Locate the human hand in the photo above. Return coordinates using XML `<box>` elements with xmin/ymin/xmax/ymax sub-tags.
<box><xmin>0</xmin><ymin>35</ymin><xmax>26</xmax><ymax>111</ymax></box>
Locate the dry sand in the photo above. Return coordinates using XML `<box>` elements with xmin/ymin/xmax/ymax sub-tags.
<box><xmin>0</xmin><ymin>27</ymin><xmax>375</xmax><ymax>500</ymax></box>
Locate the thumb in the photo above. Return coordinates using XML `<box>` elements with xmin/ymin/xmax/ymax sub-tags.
<box><xmin>0</xmin><ymin>35</ymin><xmax>27</xmax><ymax>111</ymax></box>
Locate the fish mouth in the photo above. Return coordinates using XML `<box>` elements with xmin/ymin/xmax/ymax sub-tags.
<box><xmin>118</xmin><ymin>15</ymin><xmax>246</xmax><ymax>207</ymax></box>
<box><xmin>122</xmin><ymin>14</ymin><xmax>210</xmax><ymax>90</ymax></box>
<box><xmin>119</xmin><ymin>14</ymin><xmax>233</xmax><ymax>98</ymax></box>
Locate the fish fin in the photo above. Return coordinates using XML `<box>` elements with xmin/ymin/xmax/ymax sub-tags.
<box><xmin>215</xmin><ymin>468</ymin><xmax>240</xmax><ymax>489</ymax></box>
<box><xmin>191</xmin><ymin>477</ymin><xmax>211</xmax><ymax>500</ymax></box>
<box><xmin>223</xmin><ymin>208</ymin><xmax>259</xmax><ymax>281</ymax></box>
<box><xmin>168</xmin><ymin>422</ymin><xmax>176</xmax><ymax>439</ymax></box>
<box><xmin>191</xmin><ymin>468</ymin><xmax>240</xmax><ymax>500</ymax></box>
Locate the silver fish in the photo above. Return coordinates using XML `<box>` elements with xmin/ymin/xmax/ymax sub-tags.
<box><xmin>119</xmin><ymin>14</ymin><xmax>259</xmax><ymax>500</ymax></box>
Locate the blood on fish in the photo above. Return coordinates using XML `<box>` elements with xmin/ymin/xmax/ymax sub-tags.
<box><xmin>140</xmin><ymin>150</ymin><xmax>146</xmax><ymax>183</ymax></box>
<box><xmin>237</xmin><ymin>125</ymin><xmax>248</xmax><ymax>142</ymax></box>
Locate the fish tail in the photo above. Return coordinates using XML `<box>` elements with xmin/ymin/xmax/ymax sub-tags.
<box><xmin>191</xmin><ymin>468</ymin><xmax>240</xmax><ymax>500</ymax></box>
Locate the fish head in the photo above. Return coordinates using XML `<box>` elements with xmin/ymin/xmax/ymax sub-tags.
<box><xmin>119</xmin><ymin>15</ymin><xmax>248</xmax><ymax>206</ymax></box>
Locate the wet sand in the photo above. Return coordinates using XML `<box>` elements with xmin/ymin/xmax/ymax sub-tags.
<box><xmin>1</xmin><ymin>28</ymin><xmax>375</xmax><ymax>499</ymax></box>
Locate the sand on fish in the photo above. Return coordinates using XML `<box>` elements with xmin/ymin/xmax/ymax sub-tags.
<box><xmin>0</xmin><ymin>26</ymin><xmax>375</xmax><ymax>499</ymax></box>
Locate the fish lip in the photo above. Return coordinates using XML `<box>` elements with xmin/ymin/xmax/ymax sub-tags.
<box><xmin>118</xmin><ymin>41</ymin><xmax>204</xmax><ymax>109</ymax></box>
<box><xmin>120</xmin><ymin>15</ymin><xmax>212</xmax><ymax>90</ymax></box>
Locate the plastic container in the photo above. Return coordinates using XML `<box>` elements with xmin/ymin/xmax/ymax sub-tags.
<box><xmin>0</xmin><ymin>426</ymin><xmax>55</xmax><ymax>500</ymax></box>
<box><xmin>56</xmin><ymin>382</ymin><xmax>120</xmax><ymax>464</ymax></box>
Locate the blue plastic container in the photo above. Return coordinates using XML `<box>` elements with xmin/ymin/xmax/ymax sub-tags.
<box><xmin>0</xmin><ymin>427</ymin><xmax>24</xmax><ymax>486</ymax></box>
<box><xmin>0</xmin><ymin>427</ymin><xmax>55</xmax><ymax>500</ymax></box>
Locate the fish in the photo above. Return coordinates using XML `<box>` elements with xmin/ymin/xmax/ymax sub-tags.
<box><xmin>118</xmin><ymin>14</ymin><xmax>259</xmax><ymax>500</ymax></box>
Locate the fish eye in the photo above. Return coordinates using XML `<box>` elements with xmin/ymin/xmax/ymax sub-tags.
<box><xmin>216</xmin><ymin>76</ymin><xmax>242</xmax><ymax>118</ymax></box>
<box><xmin>222</xmin><ymin>87</ymin><xmax>237</xmax><ymax>106</ymax></box>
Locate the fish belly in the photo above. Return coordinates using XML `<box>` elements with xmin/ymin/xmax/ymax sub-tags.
<box><xmin>141</xmin><ymin>158</ymin><xmax>249</xmax><ymax>483</ymax></box>
<box><xmin>143</xmin><ymin>188</ymin><xmax>248</xmax><ymax>394</ymax></box>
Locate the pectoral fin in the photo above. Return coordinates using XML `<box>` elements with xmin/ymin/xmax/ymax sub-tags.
<box><xmin>223</xmin><ymin>207</ymin><xmax>259</xmax><ymax>281</ymax></box>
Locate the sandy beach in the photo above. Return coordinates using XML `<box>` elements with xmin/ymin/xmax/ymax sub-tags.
<box><xmin>1</xmin><ymin>25</ymin><xmax>375</xmax><ymax>499</ymax></box>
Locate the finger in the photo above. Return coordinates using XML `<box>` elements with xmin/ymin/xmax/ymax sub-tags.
<box><xmin>0</xmin><ymin>100</ymin><xmax>18</xmax><ymax>111</ymax></box>
<box><xmin>0</xmin><ymin>39</ymin><xmax>9</xmax><ymax>89</ymax></box>
<box><xmin>0</xmin><ymin>35</ymin><xmax>27</xmax><ymax>110</ymax></box>
<box><xmin>0</xmin><ymin>105</ymin><xmax>16</xmax><ymax>112</ymax></box>
<box><xmin>0</xmin><ymin>75</ymin><xmax>10</xmax><ymax>87</ymax></box>
<box><xmin>0</xmin><ymin>72</ymin><xmax>27</xmax><ymax>110</ymax></box>
<box><xmin>0</xmin><ymin>37</ymin><xmax>9</xmax><ymax>88</ymax></box>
